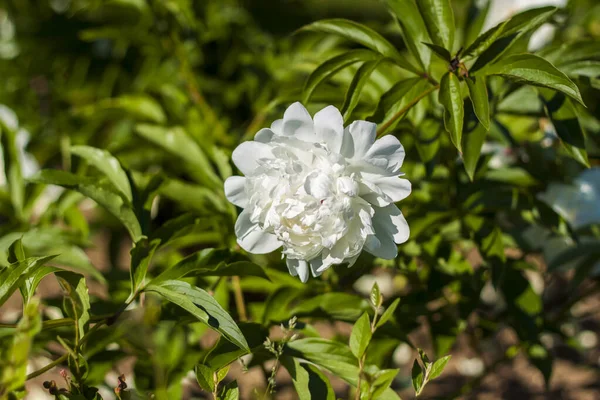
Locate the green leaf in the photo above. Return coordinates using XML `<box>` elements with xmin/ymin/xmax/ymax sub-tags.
<box><xmin>145</xmin><ymin>280</ymin><xmax>248</xmax><ymax>350</ymax></box>
<box><xmin>416</xmin><ymin>0</ymin><xmax>455</xmax><ymax>51</ymax></box>
<box><xmin>466</xmin><ymin>76</ymin><xmax>490</xmax><ymax>130</ymax></box>
<box><xmin>55</xmin><ymin>271</ymin><xmax>90</xmax><ymax>345</ymax></box>
<box><xmin>463</xmin><ymin>20</ymin><xmax>508</xmax><ymax>60</ymax></box>
<box><xmin>469</xmin><ymin>7</ymin><xmax>557</xmax><ymax>71</ymax></box>
<box><xmin>71</xmin><ymin>145</ymin><xmax>133</xmax><ymax>203</ymax></box>
<box><xmin>219</xmin><ymin>380</ymin><xmax>239</xmax><ymax>400</ymax></box>
<box><xmin>539</xmin><ymin>89</ymin><xmax>589</xmax><ymax>167</ymax></box>
<box><xmin>158</xmin><ymin>178</ymin><xmax>228</xmax><ymax>215</ymax></box>
<box><xmin>291</xmin><ymin>292</ymin><xmax>370</xmax><ymax>321</ymax></box>
<box><xmin>370</xmin><ymin>368</ymin><xmax>399</xmax><ymax>399</ymax></box>
<box><xmin>376</xmin><ymin>298</ymin><xmax>400</xmax><ymax>328</ymax></box>
<box><xmin>385</xmin><ymin>0</ymin><xmax>432</xmax><ymax>70</ymax></box>
<box><xmin>204</xmin><ymin>323</ymin><xmax>268</xmax><ymax>370</ymax></box>
<box><xmin>0</xmin><ymin>297</ymin><xmax>41</xmax><ymax>394</ymax></box>
<box><xmin>482</xmin><ymin>227</ymin><xmax>506</xmax><ymax>262</ymax></box>
<box><xmin>195</xmin><ymin>364</ymin><xmax>215</xmax><ymax>393</ymax></box>
<box><xmin>20</xmin><ymin>266</ymin><xmax>61</xmax><ymax>306</ymax></box>
<box><xmin>370</xmin><ymin>282</ymin><xmax>382</xmax><ymax>309</ymax></box>
<box><xmin>372</xmin><ymin>78</ymin><xmax>433</xmax><ymax>129</ymax></box>
<box><xmin>73</xmin><ymin>94</ymin><xmax>166</xmax><ymax>123</ymax></box>
<box><xmin>135</xmin><ymin>124</ymin><xmax>221</xmax><ymax>189</ymax></box>
<box><xmin>0</xmin><ymin>120</ymin><xmax>24</xmax><ymax>220</ymax></box>
<box><xmin>130</xmin><ymin>238</ymin><xmax>160</xmax><ymax>295</ymax></box>
<box><xmin>415</xmin><ymin>119</ymin><xmax>441</xmax><ymax>164</ymax></box>
<box><xmin>430</xmin><ymin>355</ymin><xmax>452</xmax><ymax>380</ymax></box>
<box><xmin>0</xmin><ymin>255</ymin><xmax>56</xmax><ymax>306</ymax></box>
<box><xmin>411</xmin><ymin>359</ymin><xmax>425</xmax><ymax>395</ymax></box>
<box><xmin>559</xmin><ymin>61</ymin><xmax>600</xmax><ymax>79</ymax></box>
<box><xmin>299</xmin><ymin>19</ymin><xmax>418</xmax><ymax>73</ymax></box>
<box><xmin>461</xmin><ymin>100</ymin><xmax>489</xmax><ymax>181</ymax></box>
<box><xmin>28</xmin><ymin>170</ymin><xmax>142</xmax><ymax>241</ymax></box>
<box><xmin>464</xmin><ymin>0</ymin><xmax>491</xmax><ymax>47</ymax></box>
<box><xmin>152</xmin><ymin>248</ymin><xmax>270</xmax><ymax>283</ymax></box>
<box><xmin>285</xmin><ymin>338</ymin><xmax>359</xmax><ymax>386</ymax></box>
<box><xmin>439</xmin><ymin>73</ymin><xmax>464</xmax><ymax>153</ymax></box>
<box><xmin>281</xmin><ymin>356</ymin><xmax>336</xmax><ymax>400</ymax></box>
<box><xmin>7</xmin><ymin>237</ymin><xmax>25</xmax><ymax>264</ymax></box>
<box><xmin>341</xmin><ymin>58</ymin><xmax>383</xmax><ymax>122</ymax></box>
<box><xmin>423</xmin><ymin>42</ymin><xmax>452</xmax><ymax>62</ymax></box>
<box><xmin>349</xmin><ymin>312</ymin><xmax>372</xmax><ymax>358</ymax></box>
<box><xmin>303</xmin><ymin>50</ymin><xmax>379</xmax><ymax>103</ymax></box>
<box><xmin>478</xmin><ymin>54</ymin><xmax>584</xmax><ymax>106</ymax></box>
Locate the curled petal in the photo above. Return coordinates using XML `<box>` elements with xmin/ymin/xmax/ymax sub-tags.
<box><xmin>287</xmin><ymin>258</ymin><xmax>309</xmax><ymax>283</ymax></box>
<box><xmin>282</xmin><ymin>102</ymin><xmax>315</xmax><ymax>142</ymax></box>
<box><xmin>224</xmin><ymin>176</ymin><xmax>248</xmax><ymax>207</ymax></box>
<box><xmin>235</xmin><ymin>210</ymin><xmax>282</xmax><ymax>254</ymax></box>
<box><xmin>346</xmin><ymin>120</ymin><xmax>377</xmax><ymax>159</ymax></box>
<box><xmin>373</xmin><ymin>204</ymin><xmax>410</xmax><ymax>245</ymax></box>
<box><xmin>363</xmin><ymin>135</ymin><xmax>405</xmax><ymax>174</ymax></box>
<box><xmin>255</xmin><ymin>128</ymin><xmax>275</xmax><ymax>143</ymax></box>
<box><xmin>232</xmin><ymin>141</ymin><xmax>274</xmax><ymax>176</ymax></box>
<box><xmin>314</xmin><ymin>105</ymin><xmax>344</xmax><ymax>154</ymax></box>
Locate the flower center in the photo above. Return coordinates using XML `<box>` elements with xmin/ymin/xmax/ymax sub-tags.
<box><xmin>245</xmin><ymin>144</ymin><xmax>373</xmax><ymax>261</ymax></box>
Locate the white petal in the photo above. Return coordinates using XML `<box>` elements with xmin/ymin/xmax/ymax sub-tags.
<box><xmin>304</xmin><ymin>172</ymin><xmax>333</xmax><ymax>199</ymax></box>
<box><xmin>224</xmin><ymin>176</ymin><xmax>248</xmax><ymax>207</ymax></box>
<box><xmin>231</xmin><ymin>141</ymin><xmax>274</xmax><ymax>176</ymax></box>
<box><xmin>282</xmin><ymin>102</ymin><xmax>315</xmax><ymax>141</ymax></box>
<box><xmin>361</xmin><ymin>174</ymin><xmax>411</xmax><ymax>203</ymax></box>
<box><xmin>286</xmin><ymin>258</ymin><xmax>309</xmax><ymax>282</ymax></box>
<box><xmin>373</xmin><ymin>204</ymin><xmax>410</xmax><ymax>244</ymax></box>
<box><xmin>364</xmin><ymin>234</ymin><xmax>397</xmax><ymax>259</ymax></box>
<box><xmin>235</xmin><ymin>210</ymin><xmax>282</xmax><ymax>254</ymax></box>
<box><xmin>364</xmin><ymin>135</ymin><xmax>405</xmax><ymax>174</ymax></box>
<box><xmin>314</xmin><ymin>105</ymin><xmax>344</xmax><ymax>153</ymax></box>
<box><xmin>348</xmin><ymin>120</ymin><xmax>377</xmax><ymax>159</ymax></box>
<box><xmin>309</xmin><ymin>257</ymin><xmax>326</xmax><ymax>277</ymax></box>
<box><xmin>271</xmin><ymin>119</ymin><xmax>283</xmax><ymax>135</ymax></box>
<box><xmin>254</xmin><ymin>128</ymin><xmax>274</xmax><ymax>143</ymax></box>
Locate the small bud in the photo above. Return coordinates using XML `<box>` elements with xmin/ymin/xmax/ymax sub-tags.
<box><xmin>43</xmin><ymin>381</ymin><xmax>51</xmax><ymax>389</ymax></box>
<box><xmin>59</xmin><ymin>369</ymin><xmax>68</xmax><ymax>378</ymax></box>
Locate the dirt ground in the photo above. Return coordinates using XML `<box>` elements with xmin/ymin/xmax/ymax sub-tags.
<box><xmin>1</xmin><ymin>232</ymin><xmax>599</xmax><ymax>399</ymax></box>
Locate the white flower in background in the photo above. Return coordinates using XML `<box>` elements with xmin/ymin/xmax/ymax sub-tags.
<box><xmin>485</xmin><ymin>0</ymin><xmax>567</xmax><ymax>51</ymax></box>
<box><xmin>538</xmin><ymin>168</ymin><xmax>600</xmax><ymax>230</ymax></box>
<box><xmin>0</xmin><ymin>104</ymin><xmax>39</xmax><ymax>185</ymax></box>
<box><xmin>225</xmin><ymin>103</ymin><xmax>411</xmax><ymax>282</ymax></box>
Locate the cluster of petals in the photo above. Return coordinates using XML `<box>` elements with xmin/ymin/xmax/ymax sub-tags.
<box><xmin>225</xmin><ymin>102</ymin><xmax>410</xmax><ymax>282</ymax></box>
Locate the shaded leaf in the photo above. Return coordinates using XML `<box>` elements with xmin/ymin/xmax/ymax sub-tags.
<box><xmin>195</xmin><ymin>364</ymin><xmax>215</xmax><ymax>393</ymax></box>
<box><xmin>385</xmin><ymin>0</ymin><xmax>432</xmax><ymax>70</ymax></box>
<box><xmin>146</xmin><ymin>280</ymin><xmax>248</xmax><ymax>350</ymax></box>
<box><xmin>56</xmin><ymin>272</ymin><xmax>90</xmax><ymax>345</ymax></box>
<box><xmin>349</xmin><ymin>312</ymin><xmax>372</xmax><ymax>358</ymax></box>
<box><xmin>28</xmin><ymin>170</ymin><xmax>142</xmax><ymax>241</ymax></box>
<box><xmin>416</xmin><ymin>0</ymin><xmax>455</xmax><ymax>51</ymax></box>
<box><xmin>423</xmin><ymin>42</ymin><xmax>452</xmax><ymax>62</ymax></box>
<box><xmin>539</xmin><ymin>89</ymin><xmax>589</xmax><ymax>167</ymax></box>
<box><xmin>439</xmin><ymin>73</ymin><xmax>464</xmax><ymax>152</ymax></box>
<box><xmin>0</xmin><ymin>255</ymin><xmax>56</xmax><ymax>306</ymax></box>
<box><xmin>130</xmin><ymin>238</ymin><xmax>160</xmax><ymax>295</ymax></box>
<box><xmin>341</xmin><ymin>58</ymin><xmax>383</xmax><ymax>122</ymax></box>
<box><xmin>303</xmin><ymin>50</ymin><xmax>379</xmax><ymax>103</ymax></box>
<box><xmin>478</xmin><ymin>54</ymin><xmax>584</xmax><ymax>105</ymax></box>
<box><xmin>281</xmin><ymin>356</ymin><xmax>336</xmax><ymax>400</ymax></box>
<box><xmin>411</xmin><ymin>359</ymin><xmax>425</xmax><ymax>395</ymax></box>
<box><xmin>466</xmin><ymin>76</ymin><xmax>490</xmax><ymax>129</ymax></box>
<box><xmin>71</xmin><ymin>145</ymin><xmax>133</xmax><ymax>203</ymax></box>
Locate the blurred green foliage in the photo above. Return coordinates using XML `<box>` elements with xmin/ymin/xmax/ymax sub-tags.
<box><xmin>0</xmin><ymin>0</ymin><xmax>599</xmax><ymax>399</ymax></box>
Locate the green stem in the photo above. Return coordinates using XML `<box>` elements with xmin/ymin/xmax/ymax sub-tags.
<box><xmin>376</xmin><ymin>85</ymin><xmax>439</xmax><ymax>137</ymax></box>
<box><xmin>26</xmin><ymin>353</ymin><xmax>69</xmax><ymax>381</ymax></box>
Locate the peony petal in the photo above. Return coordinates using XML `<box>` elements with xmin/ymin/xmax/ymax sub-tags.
<box><xmin>282</xmin><ymin>102</ymin><xmax>315</xmax><ymax>141</ymax></box>
<box><xmin>254</xmin><ymin>128</ymin><xmax>274</xmax><ymax>143</ymax></box>
<box><xmin>231</xmin><ymin>141</ymin><xmax>274</xmax><ymax>176</ymax></box>
<box><xmin>235</xmin><ymin>210</ymin><xmax>282</xmax><ymax>254</ymax></box>
<box><xmin>224</xmin><ymin>176</ymin><xmax>248</xmax><ymax>207</ymax></box>
<box><xmin>348</xmin><ymin>120</ymin><xmax>377</xmax><ymax>159</ymax></box>
<box><xmin>314</xmin><ymin>105</ymin><xmax>344</xmax><ymax>153</ymax></box>
<box><xmin>361</xmin><ymin>174</ymin><xmax>411</xmax><ymax>203</ymax></box>
<box><xmin>287</xmin><ymin>258</ymin><xmax>309</xmax><ymax>283</ymax></box>
<box><xmin>364</xmin><ymin>135</ymin><xmax>405</xmax><ymax>174</ymax></box>
<box><xmin>304</xmin><ymin>172</ymin><xmax>333</xmax><ymax>199</ymax></box>
<box><xmin>364</xmin><ymin>234</ymin><xmax>397</xmax><ymax>259</ymax></box>
<box><xmin>271</xmin><ymin>119</ymin><xmax>283</xmax><ymax>135</ymax></box>
<box><xmin>373</xmin><ymin>204</ymin><xmax>410</xmax><ymax>244</ymax></box>
<box><xmin>309</xmin><ymin>257</ymin><xmax>326</xmax><ymax>277</ymax></box>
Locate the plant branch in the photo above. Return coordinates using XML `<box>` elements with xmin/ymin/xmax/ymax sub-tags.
<box><xmin>232</xmin><ymin>276</ymin><xmax>247</xmax><ymax>322</ymax></box>
<box><xmin>26</xmin><ymin>353</ymin><xmax>69</xmax><ymax>381</ymax></box>
<box><xmin>376</xmin><ymin>84</ymin><xmax>439</xmax><ymax>137</ymax></box>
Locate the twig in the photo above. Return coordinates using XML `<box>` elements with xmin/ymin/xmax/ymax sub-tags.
<box><xmin>232</xmin><ymin>276</ymin><xmax>247</xmax><ymax>322</ymax></box>
<box><xmin>376</xmin><ymin>85</ymin><xmax>439</xmax><ymax>137</ymax></box>
<box><xmin>26</xmin><ymin>353</ymin><xmax>69</xmax><ymax>381</ymax></box>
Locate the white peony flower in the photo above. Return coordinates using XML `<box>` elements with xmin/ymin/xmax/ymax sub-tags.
<box><xmin>225</xmin><ymin>103</ymin><xmax>411</xmax><ymax>282</ymax></box>
<box><xmin>538</xmin><ymin>168</ymin><xmax>600</xmax><ymax>230</ymax></box>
